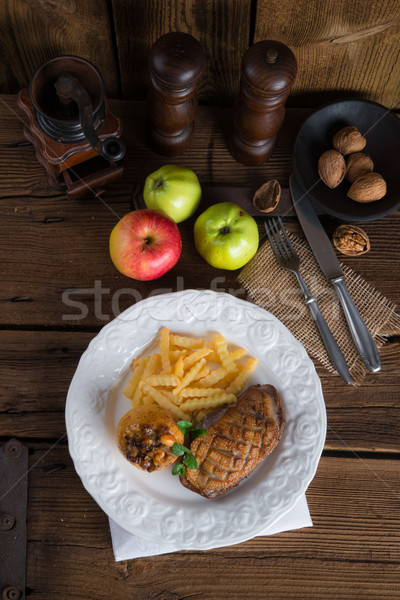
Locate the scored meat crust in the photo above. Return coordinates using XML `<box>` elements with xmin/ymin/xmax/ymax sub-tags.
<box><xmin>180</xmin><ymin>384</ymin><xmax>284</xmax><ymax>498</ymax></box>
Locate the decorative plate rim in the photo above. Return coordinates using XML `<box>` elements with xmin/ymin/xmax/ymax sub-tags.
<box><xmin>66</xmin><ymin>289</ymin><xmax>326</xmax><ymax>550</ymax></box>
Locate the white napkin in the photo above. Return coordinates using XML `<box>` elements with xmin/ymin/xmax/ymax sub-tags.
<box><xmin>109</xmin><ymin>494</ymin><xmax>312</xmax><ymax>561</ymax></box>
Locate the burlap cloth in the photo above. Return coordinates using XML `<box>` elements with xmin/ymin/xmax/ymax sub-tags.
<box><xmin>238</xmin><ymin>234</ymin><xmax>400</xmax><ymax>385</ymax></box>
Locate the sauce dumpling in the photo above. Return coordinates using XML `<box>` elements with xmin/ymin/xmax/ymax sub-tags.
<box><xmin>116</xmin><ymin>405</ymin><xmax>184</xmax><ymax>472</ymax></box>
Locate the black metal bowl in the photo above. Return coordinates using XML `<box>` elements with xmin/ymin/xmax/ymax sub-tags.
<box><xmin>293</xmin><ymin>99</ymin><xmax>400</xmax><ymax>221</ymax></box>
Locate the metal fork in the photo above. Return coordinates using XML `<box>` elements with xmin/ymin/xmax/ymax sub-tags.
<box><xmin>265</xmin><ymin>217</ymin><xmax>351</xmax><ymax>384</ymax></box>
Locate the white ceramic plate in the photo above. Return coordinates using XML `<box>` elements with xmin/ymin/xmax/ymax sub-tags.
<box><xmin>66</xmin><ymin>289</ymin><xmax>326</xmax><ymax>550</ymax></box>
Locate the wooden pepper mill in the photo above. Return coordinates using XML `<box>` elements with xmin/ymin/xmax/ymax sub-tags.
<box><xmin>147</xmin><ymin>32</ymin><xmax>205</xmax><ymax>156</ymax></box>
<box><xmin>229</xmin><ymin>40</ymin><xmax>297</xmax><ymax>165</ymax></box>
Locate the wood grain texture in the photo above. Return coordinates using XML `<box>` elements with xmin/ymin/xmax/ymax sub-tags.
<box><xmin>254</xmin><ymin>0</ymin><xmax>400</xmax><ymax>109</ymax></box>
<box><xmin>0</xmin><ymin>82</ymin><xmax>400</xmax><ymax>599</ymax></box>
<box><xmin>0</xmin><ymin>96</ymin><xmax>399</xmax><ymax>328</ymax></box>
<box><xmin>0</xmin><ymin>330</ymin><xmax>399</xmax><ymax>452</ymax></box>
<box><xmin>111</xmin><ymin>0</ymin><xmax>251</xmax><ymax>104</ymax></box>
<box><xmin>0</xmin><ymin>0</ymin><xmax>119</xmax><ymax>97</ymax></box>
<box><xmin>0</xmin><ymin>96</ymin><xmax>303</xmax><ymax>329</ymax></box>
<box><xmin>24</xmin><ymin>444</ymin><xmax>400</xmax><ymax>599</ymax></box>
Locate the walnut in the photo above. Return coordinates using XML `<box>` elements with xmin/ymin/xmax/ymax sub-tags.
<box><xmin>333</xmin><ymin>126</ymin><xmax>366</xmax><ymax>155</ymax></box>
<box><xmin>253</xmin><ymin>179</ymin><xmax>281</xmax><ymax>213</ymax></box>
<box><xmin>333</xmin><ymin>225</ymin><xmax>370</xmax><ymax>256</ymax></box>
<box><xmin>346</xmin><ymin>152</ymin><xmax>374</xmax><ymax>183</ymax></box>
<box><xmin>347</xmin><ymin>172</ymin><xmax>387</xmax><ymax>203</ymax></box>
<box><xmin>318</xmin><ymin>149</ymin><xmax>346</xmax><ymax>188</ymax></box>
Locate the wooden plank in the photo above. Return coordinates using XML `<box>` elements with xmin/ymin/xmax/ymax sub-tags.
<box><xmin>1</xmin><ymin>192</ymin><xmax>400</xmax><ymax>329</ymax></box>
<box><xmin>25</xmin><ymin>445</ymin><xmax>400</xmax><ymax>598</ymax></box>
<box><xmin>1</xmin><ymin>95</ymin><xmax>398</xmax><ymax>330</ymax></box>
<box><xmin>254</xmin><ymin>0</ymin><xmax>400</xmax><ymax>109</ymax></box>
<box><xmin>0</xmin><ymin>96</ymin><xmax>306</xmax><ymax>329</ymax></box>
<box><xmin>0</xmin><ymin>331</ymin><xmax>95</xmax><ymax>413</ymax></box>
<box><xmin>111</xmin><ymin>0</ymin><xmax>251</xmax><ymax>104</ymax></box>
<box><xmin>0</xmin><ymin>0</ymin><xmax>119</xmax><ymax>97</ymax></box>
<box><xmin>0</xmin><ymin>331</ymin><xmax>399</xmax><ymax>451</ymax></box>
<box><xmin>0</xmin><ymin>95</ymin><xmax>305</xmax><ymax>192</ymax></box>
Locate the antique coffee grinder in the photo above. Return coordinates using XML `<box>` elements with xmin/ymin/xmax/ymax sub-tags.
<box><xmin>229</xmin><ymin>40</ymin><xmax>297</xmax><ymax>165</ymax></box>
<box><xmin>17</xmin><ymin>56</ymin><xmax>126</xmax><ymax>199</ymax></box>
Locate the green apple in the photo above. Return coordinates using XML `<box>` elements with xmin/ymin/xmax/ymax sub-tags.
<box><xmin>143</xmin><ymin>164</ymin><xmax>202</xmax><ymax>223</ymax></box>
<box><xmin>194</xmin><ymin>202</ymin><xmax>259</xmax><ymax>270</ymax></box>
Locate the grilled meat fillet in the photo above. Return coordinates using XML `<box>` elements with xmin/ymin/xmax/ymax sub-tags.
<box><xmin>180</xmin><ymin>384</ymin><xmax>284</xmax><ymax>498</ymax></box>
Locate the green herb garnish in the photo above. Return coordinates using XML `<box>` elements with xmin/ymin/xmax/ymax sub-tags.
<box><xmin>176</xmin><ymin>420</ymin><xmax>194</xmax><ymax>435</ymax></box>
<box><xmin>172</xmin><ymin>422</ymin><xmax>207</xmax><ymax>477</ymax></box>
<box><xmin>176</xmin><ymin>421</ymin><xmax>208</xmax><ymax>439</ymax></box>
<box><xmin>172</xmin><ymin>463</ymin><xmax>186</xmax><ymax>477</ymax></box>
<box><xmin>171</xmin><ymin>442</ymin><xmax>191</xmax><ymax>456</ymax></box>
<box><xmin>183</xmin><ymin>453</ymin><xmax>198</xmax><ymax>469</ymax></box>
<box><xmin>190</xmin><ymin>427</ymin><xmax>208</xmax><ymax>439</ymax></box>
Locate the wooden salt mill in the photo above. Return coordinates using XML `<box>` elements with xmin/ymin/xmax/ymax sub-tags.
<box><xmin>229</xmin><ymin>40</ymin><xmax>297</xmax><ymax>165</ymax></box>
<box><xmin>147</xmin><ymin>32</ymin><xmax>205</xmax><ymax>156</ymax></box>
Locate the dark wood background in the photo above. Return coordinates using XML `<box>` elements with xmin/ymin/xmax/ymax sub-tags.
<box><xmin>1</xmin><ymin>94</ymin><xmax>399</xmax><ymax>599</ymax></box>
<box><xmin>1</xmin><ymin>0</ymin><xmax>400</xmax><ymax>107</ymax></box>
<box><xmin>1</xmin><ymin>1</ymin><xmax>400</xmax><ymax>597</ymax></box>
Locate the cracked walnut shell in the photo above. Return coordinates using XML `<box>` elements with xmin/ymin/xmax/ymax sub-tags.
<box><xmin>333</xmin><ymin>225</ymin><xmax>370</xmax><ymax>256</ymax></box>
<box><xmin>253</xmin><ymin>179</ymin><xmax>281</xmax><ymax>213</ymax></box>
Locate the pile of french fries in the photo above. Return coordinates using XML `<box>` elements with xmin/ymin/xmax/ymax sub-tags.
<box><xmin>123</xmin><ymin>328</ymin><xmax>258</xmax><ymax>423</ymax></box>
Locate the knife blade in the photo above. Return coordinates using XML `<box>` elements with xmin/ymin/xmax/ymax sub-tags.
<box><xmin>289</xmin><ymin>174</ymin><xmax>381</xmax><ymax>373</ymax></box>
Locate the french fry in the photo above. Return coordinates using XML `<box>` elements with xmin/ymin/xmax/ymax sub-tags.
<box><xmin>142</xmin><ymin>394</ymin><xmax>156</xmax><ymax>406</ymax></box>
<box><xmin>161</xmin><ymin>389</ymin><xmax>185</xmax><ymax>407</ymax></box>
<box><xmin>123</xmin><ymin>329</ymin><xmax>258</xmax><ymax>429</ymax></box>
<box><xmin>199</xmin><ymin>366</ymin><xmax>227</xmax><ymax>387</ymax></box>
<box><xmin>230</xmin><ymin>347</ymin><xmax>247</xmax><ymax>362</ymax></box>
<box><xmin>204</xmin><ymin>349</ymin><xmax>221</xmax><ymax>362</ymax></box>
<box><xmin>180</xmin><ymin>393</ymin><xmax>237</xmax><ymax>412</ymax></box>
<box><xmin>183</xmin><ymin>348</ymin><xmax>212</xmax><ymax>370</ymax></box>
<box><xmin>159</xmin><ymin>328</ymin><xmax>171</xmax><ymax>373</ymax></box>
<box><xmin>142</xmin><ymin>353</ymin><xmax>160</xmax><ymax>379</ymax></box>
<box><xmin>213</xmin><ymin>333</ymin><xmax>238</xmax><ymax>373</ymax></box>
<box><xmin>124</xmin><ymin>359</ymin><xmax>145</xmax><ymax>399</ymax></box>
<box><xmin>174</xmin><ymin>354</ymin><xmax>185</xmax><ymax>378</ymax></box>
<box><xmin>130</xmin><ymin>387</ymin><xmax>146</xmax><ymax>408</ymax></box>
<box><xmin>179</xmin><ymin>386</ymin><xmax>226</xmax><ymax>398</ymax></box>
<box><xmin>217</xmin><ymin>368</ymin><xmax>241</xmax><ymax>389</ymax></box>
<box><xmin>140</xmin><ymin>382</ymin><xmax>190</xmax><ymax>421</ymax></box>
<box><xmin>123</xmin><ymin>378</ymin><xmax>137</xmax><ymax>399</ymax></box>
<box><xmin>227</xmin><ymin>357</ymin><xmax>258</xmax><ymax>394</ymax></box>
<box><xmin>170</xmin><ymin>334</ymin><xmax>206</xmax><ymax>349</ymax></box>
<box><xmin>131</xmin><ymin>355</ymin><xmax>158</xmax><ymax>405</ymax></box>
<box><xmin>169</xmin><ymin>349</ymin><xmax>188</xmax><ymax>361</ymax></box>
<box><xmin>173</xmin><ymin>358</ymin><xmax>207</xmax><ymax>395</ymax></box>
<box><xmin>205</xmin><ymin>348</ymin><xmax>245</xmax><ymax>363</ymax></box>
<box><xmin>144</xmin><ymin>373</ymin><xmax>180</xmax><ymax>387</ymax></box>
<box><xmin>192</xmin><ymin>364</ymin><xmax>210</xmax><ymax>381</ymax></box>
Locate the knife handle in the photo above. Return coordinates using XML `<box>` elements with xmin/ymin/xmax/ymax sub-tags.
<box><xmin>295</xmin><ymin>274</ymin><xmax>351</xmax><ymax>384</ymax></box>
<box><xmin>331</xmin><ymin>276</ymin><xmax>381</xmax><ymax>373</ymax></box>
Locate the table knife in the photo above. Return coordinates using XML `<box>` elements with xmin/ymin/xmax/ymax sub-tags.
<box><xmin>289</xmin><ymin>174</ymin><xmax>381</xmax><ymax>373</ymax></box>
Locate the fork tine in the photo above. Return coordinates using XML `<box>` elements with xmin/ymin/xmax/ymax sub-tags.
<box><xmin>277</xmin><ymin>216</ymin><xmax>297</xmax><ymax>258</ymax></box>
<box><xmin>270</xmin><ymin>218</ymin><xmax>289</xmax><ymax>260</ymax></box>
<box><xmin>264</xmin><ymin>218</ymin><xmax>282</xmax><ymax>260</ymax></box>
<box><xmin>269</xmin><ymin>217</ymin><xmax>290</xmax><ymax>261</ymax></box>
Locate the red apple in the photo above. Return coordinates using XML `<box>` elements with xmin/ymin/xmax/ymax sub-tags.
<box><xmin>109</xmin><ymin>209</ymin><xmax>182</xmax><ymax>280</ymax></box>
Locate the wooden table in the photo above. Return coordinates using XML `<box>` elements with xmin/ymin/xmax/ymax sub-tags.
<box><xmin>0</xmin><ymin>94</ymin><xmax>399</xmax><ymax>599</ymax></box>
